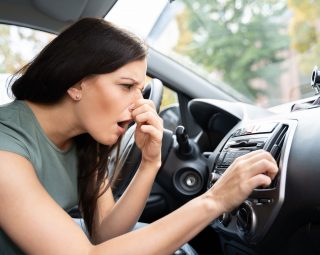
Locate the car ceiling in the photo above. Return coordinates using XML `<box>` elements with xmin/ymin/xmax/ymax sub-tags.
<box><xmin>0</xmin><ymin>0</ymin><xmax>118</xmax><ymax>33</ymax></box>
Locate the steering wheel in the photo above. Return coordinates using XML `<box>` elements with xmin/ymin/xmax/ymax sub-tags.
<box><xmin>111</xmin><ymin>78</ymin><xmax>164</xmax><ymax>197</ymax></box>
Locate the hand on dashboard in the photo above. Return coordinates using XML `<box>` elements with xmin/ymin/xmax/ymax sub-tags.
<box><xmin>207</xmin><ymin>150</ymin><xmax>278</xmax><ymax>213</ymax></box>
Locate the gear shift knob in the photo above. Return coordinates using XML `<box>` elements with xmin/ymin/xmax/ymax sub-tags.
<box><xmin>175</xmin><ymin>126</ymin><xmax>192</xmax><ymax>155</ymax></box>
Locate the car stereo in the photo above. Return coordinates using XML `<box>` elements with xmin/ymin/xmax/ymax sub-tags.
<box><xmin>211</xmin><ymin>121</ymin><xmax>285</xmax><ymax>183</ymax></box>
<box><xmin>209</xmin><ymin>120</ymin><xmax>297</xmax><ymax>244</ymax></box>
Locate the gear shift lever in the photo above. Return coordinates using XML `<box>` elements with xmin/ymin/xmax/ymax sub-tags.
<box><xmin>175</xmin><ymin>126</ymin><xmax>192</xmax><ymax>155</ymax></box>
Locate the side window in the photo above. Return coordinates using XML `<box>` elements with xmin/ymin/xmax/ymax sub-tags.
<box><xmin>145</xmin><ymin>77</ymin><xmax>181</xmax><ymax>132</ymax></box>
<box><xmin>0</xmin><ymin>24</ymin><xmax>54</xmax><ymax>105</ymax></box>
<box><xmin>160</xmin><ymin>86</ymin><xmax>181</xmax><ymax>132</ymax></box>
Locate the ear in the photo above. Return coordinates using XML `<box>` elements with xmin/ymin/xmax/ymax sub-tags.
<box><xmin>67</xmin><ymin>84</ymin><xmax>82</xmax><ymax>101</ymax></box>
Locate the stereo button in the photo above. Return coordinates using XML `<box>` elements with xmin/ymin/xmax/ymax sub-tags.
<box><xmin>259</xmin><ymin>198</ymin><xmax>273</xmax><ymax>204</ymax></box>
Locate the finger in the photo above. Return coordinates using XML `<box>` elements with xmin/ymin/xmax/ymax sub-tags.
<box><xmin>131</xmin><ymin>104</ymin><xmax>157</xmax><ymax>118</ymax></box>
<box><xmin>247</xmin><ymin>174</ymin><xmax>272</xmax><ymax>190</ymax></box>
<box><xmin>238</xmin><ymin>149</ymin><xmax>273</xmax><ymax>161</ymax></box>
<box><xmin>232</xmin><ymin>151</ymin><xmax>278</xmax><ymax>180</ymax></box>
<box><xmin>247</xmin><ymin>159</ymin><xmax>278</xmax><ymax>180</ymax></box>
<box><xmin>139</xmin><ymin>125</ymin><xmax>163</xmax><ymax>142</ymax></box>
<box><xmin>131</xmin><ymin>99</ymin><xmax>156</xmax><ymax>112</ymax></box>
<box><xmin>243</xmin><ymin>151</ymin><xmax>278</xmax><ymax>175</ymax></box>
<box><xmin>238</xmin><ymin>150</ymin><xmax>277</xmax><ymax>165</ymax></box>
<box><xmin>134</xmin><ymin>112</ymin><xmax>163</xmax><ymax>130</ymax></box>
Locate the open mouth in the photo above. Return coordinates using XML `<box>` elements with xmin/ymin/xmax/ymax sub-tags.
<box><xmin>117</xmin><ymin>119</ymin><xmax>133</xmax><ymax>129</ymax></box>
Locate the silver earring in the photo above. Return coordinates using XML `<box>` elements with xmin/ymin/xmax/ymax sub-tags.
<box><xmin>75</xmin><ymin>94</ymin><xmax>81</xmax><ymax>100</ymax></box>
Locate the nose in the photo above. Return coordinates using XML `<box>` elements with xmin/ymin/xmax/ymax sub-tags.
<box><xmin>128</xmin><ymin>88</ymin><xmax>143</xmax><ymax>111</ymax></box>
<box><xmin>133</xmin><ymin>88</ymin><xmax>144</xmax><ymax>101</ymax></box>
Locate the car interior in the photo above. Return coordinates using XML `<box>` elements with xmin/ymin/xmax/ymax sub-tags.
<box><xmin>1</xmin><ymin>0</ymin><xmax>320</xmax><ymax>254</ymax></box>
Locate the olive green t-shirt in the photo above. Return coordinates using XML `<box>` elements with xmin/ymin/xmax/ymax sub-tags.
<box><xmin>0</xmin><ymin>100</ymin><xmax>78</xmax><ymax>254</ymax></box>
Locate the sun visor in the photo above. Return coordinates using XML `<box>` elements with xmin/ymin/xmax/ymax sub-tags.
<box><xmin>0</xmin><ymin>0</ymin><xmax>118</xmax><ymax>33</ymax></box>
<box><xmin>32</xmin><ymin>0</ymin><xmax>87</xmax><ymax>22</ymax></box>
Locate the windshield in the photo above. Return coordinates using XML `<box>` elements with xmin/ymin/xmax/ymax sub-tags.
<box><xmin>107</xmin><ymin>0</ymin><xmax>317</xmax><ymax>108</ymax></box>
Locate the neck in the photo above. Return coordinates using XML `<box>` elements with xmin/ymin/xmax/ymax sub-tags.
<box><xmin>25</xmin><ymin>99</ymin><xmax>84</xmax><ymax>150</ymax></box>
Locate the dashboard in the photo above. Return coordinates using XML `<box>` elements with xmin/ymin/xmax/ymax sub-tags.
<box><xmin>184</xmin><ymin>98</ymin><xmax>320</xmax><ymax>254</ymax></box>
<box><xmin>117</xmin><ymin>83</ymin><xmax>320</xmax><ymax>254</ymax></box>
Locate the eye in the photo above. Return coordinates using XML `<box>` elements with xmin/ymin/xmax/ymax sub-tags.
<box><xmin>121</xmin><ymin>84</ymin><xmax>134</xmax><ymax>90</ymax></box>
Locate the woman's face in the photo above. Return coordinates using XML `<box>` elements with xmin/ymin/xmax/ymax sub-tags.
<box><xmin>74</xmin><ymin>59</ymin><xmax>147</xmax><ymax>145</ymax></box>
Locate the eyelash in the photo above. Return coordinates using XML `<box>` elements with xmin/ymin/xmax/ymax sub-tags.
<box><xmin>121</xmin><ymin>84</ymin><xmax>144</xmax><ymax>95</ymax></box>
<box><xmin>121</xmin><ymin>84</ymin><xmax>134</xmax><ymax>90</ymax></box>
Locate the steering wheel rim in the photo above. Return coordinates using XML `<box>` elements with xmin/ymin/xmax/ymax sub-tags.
<box><xmin>111</xmin><ymin>78</ymin><xmax>164</xmax><ymax>196</ymax></box>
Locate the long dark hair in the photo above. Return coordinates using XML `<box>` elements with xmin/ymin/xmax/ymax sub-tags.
<box><xmin>10</xmin><ymin>18</ymin><xmax>147</xmax><ymax>237</ymax></box>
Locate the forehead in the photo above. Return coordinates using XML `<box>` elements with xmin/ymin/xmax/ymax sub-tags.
<box><xmin>113</xmin><ymin>59</ymin><xmax>147</xmax><ymax>81</ymax></box>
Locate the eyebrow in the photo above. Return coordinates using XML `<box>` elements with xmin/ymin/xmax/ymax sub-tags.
<box><xmin>119</xmin><ymin>77</ymin><xmax>139</xmax><ymax>84</ymax></box>
<box><xmin>119</xmin><ymin>77</ymin><xmax>145</xmax><ymax>91</ymax></box>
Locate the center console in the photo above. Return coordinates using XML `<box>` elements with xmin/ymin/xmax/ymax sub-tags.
<box><xmin>209</xmin><ymin>120</ymin><xmax>297</xmax><ymax>244</ymax></box>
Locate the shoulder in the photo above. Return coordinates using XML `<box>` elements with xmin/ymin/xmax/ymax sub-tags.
<box><xmin>0</xmin><ymin>101</ymin><xmax>37</xmax><ymax>161</ymax></box>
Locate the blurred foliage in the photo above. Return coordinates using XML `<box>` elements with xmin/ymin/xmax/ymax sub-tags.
<box><xmin>0</xmin><ymin>26</ymin><xmax>24</xmax><ymax>73</ymax></box>
<box><xmin>288</xmin><ymin>0</ymin><xmax>320</xmax><ymax>76</ymax></box>
<box><xmin>146</xmin><ymin>76</ymin><xmax>178</xmax><ymax>110</ymax></box>
<box><xmin>160</xmin><ymin>86</ymin><xmax>178</xmax><ymax>110</ymax></box>
<box><xmin>0</xmin><ymin>24</ymin><xmax>53</xmax><ymax>74</ymax></box>
<box><xmin>175</xmin><ymin>0</ymin><xmax>290</xmax><ymax>101</ymax></box>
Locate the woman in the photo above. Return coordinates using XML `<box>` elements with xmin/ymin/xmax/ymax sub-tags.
<box><xmin>0</xmin><ymin>18</ymin><xmax>278</xmax><ymax>254</ymax></box>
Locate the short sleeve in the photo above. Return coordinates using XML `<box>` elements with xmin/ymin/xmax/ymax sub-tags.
<box><xmin>0</xmin><ymin>122</ymin><xmax>31</xmax><ymax>161</ymax></box>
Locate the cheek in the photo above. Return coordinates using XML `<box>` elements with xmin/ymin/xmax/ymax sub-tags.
<box><xmin>76</xmin><ymin>94</ymin><xmax>113</xmax><ymax>132</ymax></box>
<box><xmin>81</xmin><ymin>96</ymin><xmax>120</xmax><ymax>131</ymax></box>
<box><xmin>80</xmin><ymin>84</ymin><xmax>131</xmax><ymax>131</ymax></box>
<box><xmin>85</xmin><ymin>88</ymin><xmax>116</xmax><ymax>117</ymax></box>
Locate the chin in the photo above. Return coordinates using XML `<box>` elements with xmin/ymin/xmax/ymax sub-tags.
<box><xmin>97</xmin><ymin>134</ymin><xmax>120</xmax><ymax>146</ymax></box>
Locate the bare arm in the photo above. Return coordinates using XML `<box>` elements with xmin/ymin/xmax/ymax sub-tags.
<box><xmin>0</xmin><ymin>151</ymin><xmax>213</xmax><ymax>255</ymax></box>
<box><xmin>0</xmin><ymin>151</ymin><xmax>91</xmax><ymax>255</ymax></box>
<box><xmin>0</xmin><ymin>148</ymin><xmax>277</xmax><ymax>255</ymax></box>
<box><xmin>93</xmin><ymin>160</ymin><xmax>159</xmax><ymax>242</ymax></box>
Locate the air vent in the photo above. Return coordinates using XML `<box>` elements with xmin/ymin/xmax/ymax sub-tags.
<box><xmin>266</xmin><ymin>124</ymin><xmax>288</xmax><ymax>187</ymax></box>
<box><xmin>268</xmin><ymin>124</ymin><xmax>288</xmax><ymax>164</ymax></box>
